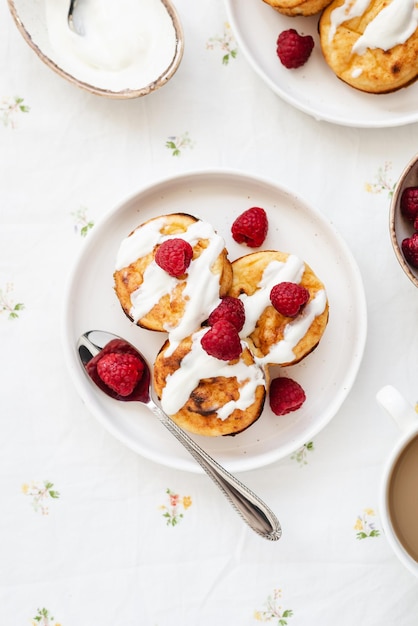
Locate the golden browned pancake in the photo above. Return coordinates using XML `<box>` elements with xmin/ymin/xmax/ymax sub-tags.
<box><xmin>114</xmin><ymin>213</ymin><xmax>232</xmax><ymax>337</ymax></box>
<box><xmin>153</xmin><ymin>329</ymin><xmax>266</xmax><ymax>437</ymax></box>
<box><xmin>263</xmin><ymin>0</ymin><xmax>332</xmax><ymax>17</ymax></box>
<box><xmin>319</xmin><ymin>0</ymin><xmax>418</xmax><ymax>93</ymax></box>
<box><xmin>228</xmin><ymin>251</ymin><xmax>329</xmax><ymax>367</ymax></box>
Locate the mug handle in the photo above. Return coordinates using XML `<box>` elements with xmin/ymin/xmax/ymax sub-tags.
<box><xmin>376</xmin><ymin>385</ymin><xmax>418</xmax><ymax>433</ymax></box>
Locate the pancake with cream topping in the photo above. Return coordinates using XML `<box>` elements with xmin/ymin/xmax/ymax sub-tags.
<box><xmin>153</xmin><ymin>328</ymin><xmax>266</xmax><ymax>437</ymax></box>
<box><xmin>319</xmin><ymin>0</ymin><xmax>418</xmax><ymax>93</ymax></box>
<box><xmin>228</xmin><ymin>250</ymin><xmax>329</xmax><ymax>367</ymax></box>
<box><xmin>114</xmin><ymin>213</ymin><xmax>232</xmax><ymax>339</ymax></box>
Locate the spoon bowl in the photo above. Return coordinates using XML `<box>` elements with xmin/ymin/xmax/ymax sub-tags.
<box><xmin>77</xmin><ymin>330</ymin><xmax>282</xmax><ymax>541</ymax></box>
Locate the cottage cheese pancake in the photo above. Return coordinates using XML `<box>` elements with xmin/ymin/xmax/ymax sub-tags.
<box><xmin>228</xmin><ymin>251</ymin><xmax>329</xmax><ymax>367</ymax></box>
<box><xmin>153</xmin><ymin>328</ymin><xmax>266</xmax><ymax>436</ymax></box>
<box><xmin>320</xmin><ymin>0</ymin><xmax>418</xmax><ymax>93</ymax></box>
<box><xmin>114</xmin><ymin>214</ymin><xmax>232</xmax><ymax>338</ymax></box>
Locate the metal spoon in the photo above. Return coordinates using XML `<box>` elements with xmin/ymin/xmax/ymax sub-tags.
<box><xmin>68</xmin><ymin>0</ymin><xmax>84</xmax><ymax>35</ymax></box>
<box><xmin>77</xmin><ymin>330</ymin><xmax>282</xmax><ymax>541</ymax></box>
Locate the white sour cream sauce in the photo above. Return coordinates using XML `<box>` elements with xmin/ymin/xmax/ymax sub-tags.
<box><xmin>238</xmin><ymin>256</ymin><xmax>327</xmax><ymax>366</ymax></box>
<box><xmin>160</xmin><ymin>329</ymin><xmax>266</xmax><ymax>420</ymax></box>
<box><xmin>44</xmin><ymin>0</ymin><xmax>178</xmax><ymax>90</ymax></box>
<box><xmin>329</xmin><ymin>0</ymin><xmax>418</xmax><ymax>55</ymax></box>
<box><xmin>116</xmin><ymin>217</ymin><xmax>227</xmax><ymax>346</ymax></box>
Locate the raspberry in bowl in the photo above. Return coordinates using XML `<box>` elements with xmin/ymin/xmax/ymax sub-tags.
<box><xmin>390</xmin><ymin>153</ymin><xmax>418</xmax><ymax>288</ymax></box>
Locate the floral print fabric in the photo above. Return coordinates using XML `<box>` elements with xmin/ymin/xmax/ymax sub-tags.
<box><xmin>1</xmin><ymin>0</ymin><xmax>418</xmax><ymax>623</ymax></box>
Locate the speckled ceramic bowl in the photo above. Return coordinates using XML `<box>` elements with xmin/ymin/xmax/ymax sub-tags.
<box><xmin>7</xmin><ymin>0</ymin><xmax>184</xmax><ymax>99</ymax></box>
<box><xmin>390</xmin><ymin>154</ymin><xmax>418</xmax><ymax>289</ymax></box>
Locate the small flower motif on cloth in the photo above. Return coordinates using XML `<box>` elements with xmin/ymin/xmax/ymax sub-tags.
<box><xmin>72</xmin><ymin>207</ymin><xmax>94</xmax><ymax>237</ymax></box>
<box><xmin>31</xmin><ymin>607</ymin><xmax>61</xmax><ymax>626</ymax></box>
<box><xmin>0</xmin><ymin>284</ymin><xmax>24</xmax><ymax>320</ymax></box>
<box><xmin>159</xmin><ymin>488</ymin><xmax>192</xmax><ymax>526</ymax></box>
<box><xmin>165</xmin><ymin>132</ymin><xmax>194</xmax><ymax>157</ymax></box>
<box><xmin>206</xmin><ymin>22</ymin><xmax>238</xmax><ymax>65</ymax></box>
<box><xmin>364</xmin><ymin>161</ymin><xmax>395</xmax><ymax>197</ymax></box>
<box><xmin>0</xmin><ymin>96</ymin><xmax>30</xmax><ymax>128</ymax></box>
<box><xmin>290</xmin><ymin>441</ymin><xmax>314</xmax><ymax>466</ymax></box>
<box><xmin>22</xmin><ymin>480</ymin><xmax>60</xmax><ymax>515</ymax></box>
<box><xmin>254</xmin><ymin>588</ymin><xmax>294</xmax><ymax>624</ymax></box>
<box><xmin>354</xmin><ymin>508</ymin><xmax>380</xmax><ymax>540</ymax></box>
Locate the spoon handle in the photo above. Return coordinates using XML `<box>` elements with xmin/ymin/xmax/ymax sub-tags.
<box><xmin>78</xmin><ymin>330</ymin><xmax>281</xmax><ymax>541</ymax></box>
<box><xmin>148</xmin><ymin>398</ymin><xmax>282</xmax><ymax>541</ymax></box>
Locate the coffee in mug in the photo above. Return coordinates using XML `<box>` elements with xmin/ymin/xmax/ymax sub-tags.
<box><xmin>377</xmin><ymin>385</ymin><xmax>418</xmax><ymax>577</ymax></box>
<box><xmin>387</xmin><ymin>434</ymin><xmax>418</xmax><ymax>562</ymax></box>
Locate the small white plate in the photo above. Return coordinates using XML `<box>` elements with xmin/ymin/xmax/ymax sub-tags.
<box><xmin>63</xmin><ymin>170</ymin><xmax>367</xmax><ymax>473</ymax></box>
<box><xmin>224</xmin><ymin>0</ymin><xmax>418</xmax><ymax>128</ymax></box>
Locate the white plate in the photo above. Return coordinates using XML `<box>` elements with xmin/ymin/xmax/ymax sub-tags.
<box><xmin>63</xmin><ymin>170</ymin><xmax>367</xmax><ymax>473</ymax></box>
<box><xmin>224</xmin><ymin>0</ymin><xmax>418</xmax><ymax>128</ymax></box>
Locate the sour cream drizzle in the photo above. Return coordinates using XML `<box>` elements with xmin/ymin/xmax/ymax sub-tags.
<box><xmin>115</xmin><ymin>217</ymin><xmax>226</xmax><ymax>344</ymax></box>
<box><xmin>160</xmin><ymin>328</ymin><xmax>265</xmax><ymax>420</ymax></box>
<box><xmin>238</xmin><ymin>256</ymin><xmax>327</xmax><ymax>366</ymax></box>
<box><xmin>328</xmin><ymin>0</ymin><xmax>372</xmax><ymax>43</ymax></box>
<box><xmin>239</xmin><ymin>256</ymin><xmax>305</xmax><ymax>339</ymax></box>
<box><xmin>353</xmin><ymin>0</ymin><xmax>418</xmax><ymax>55</ymax></box>
<box><xmin>329</xmin><ymin>0</ymin><xmax>418</xmax><ymax>56</ymax></box>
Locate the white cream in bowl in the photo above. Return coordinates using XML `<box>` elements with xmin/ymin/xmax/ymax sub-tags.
<box><xmin>8</xmin><ymin>0</ymin><xmax>184</xmax><ymax>97</ymax></box>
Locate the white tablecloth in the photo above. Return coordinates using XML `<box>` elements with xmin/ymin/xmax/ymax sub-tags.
<box><xmin>2</xmin><ymin>0</ymin><xmax>418</xmax><ymax>624</ymax></box>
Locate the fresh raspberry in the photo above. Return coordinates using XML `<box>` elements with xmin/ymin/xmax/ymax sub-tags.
<box><xmin>276</xmin><ymin>29</ymin><xmax>314</xmax><ymax>69</ymax></box>
<box><xmin>269</xmin><ymin>377</ymin><xmax>306</xmax><ymax>416</ymax></box>
<box><xmin>155</xmin><ymin>238</ymin><xmax>193</xmax><ymax>277</ymax></box>
<box><xmin>200</xmin><ymin>320</ymin><xmax>242</xmax><ymax>361</ymax></box>
<box><xmin>270</xmin><ymin>282</ymin><xmax>309</xmax><ymax>317</ymax></box>
<box><xmin>96</xmin><ymin>352</ymin><xmax>145</xmax><ymax>397</ymax></box>
<box><xmin>401</xmin><ymin>233</ymin><xmax>418</xmax><ymax>268</ymax></box>
<box><xmin>400</xmin><ymin>187</ymin><xmax>418</xmax><ymax>223</ymax></box>
<box><xmin>231</xmin><ymin>207</ymin><xmax>268</xmax><ymax>248</ymax></box>
<box><xmin>208</xmin><ymin>296</ymin><xmax>245</xmax><ymax>332</ymax></box>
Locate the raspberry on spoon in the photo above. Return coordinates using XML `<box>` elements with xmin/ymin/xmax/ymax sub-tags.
<box><xmin>85</xmin><ymin>338</ymin><xmax>149</xmax><ymax>401</ymax></box>
<box><xmin>96</xmin><ymin>352</ymin><xmax>145</xmax><ymax>397</ymax></box>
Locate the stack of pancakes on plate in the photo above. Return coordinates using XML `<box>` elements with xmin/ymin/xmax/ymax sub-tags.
<box><xmin>114</xmin><ymin>213</ymin><xmax>329</xmax><ymax>436</ymax></box>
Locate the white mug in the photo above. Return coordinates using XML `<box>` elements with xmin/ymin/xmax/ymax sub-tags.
<box><xmin>376</xmin><ymin>385</ymin><xmax>418</xmax><ymax>577</ymax></box>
